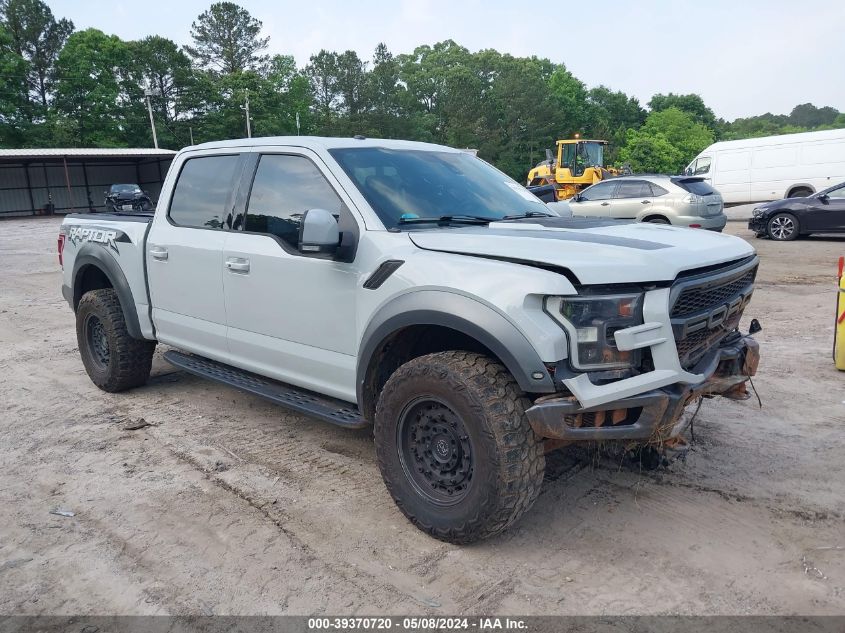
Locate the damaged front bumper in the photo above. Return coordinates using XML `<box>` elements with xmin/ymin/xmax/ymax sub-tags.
<box><xmin>525</xmin><ymin>333</ymin><xmax>760</xmax><ymax>443</ymax></box>
<box><xmin>748</xmin><ymin>216</ymin><xmax>767</xmax><ymax>233</ymax></box>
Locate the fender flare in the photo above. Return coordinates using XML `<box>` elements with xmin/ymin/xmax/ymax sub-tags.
<box><xmin>356</xmin><ymin>290</ymin><xmax>556</xmax><ymax>407</ymax></box>
<box><xmin>72</xmin><ymin>246</ymin><xmax>144</xmax><ymax>340</ymax></box>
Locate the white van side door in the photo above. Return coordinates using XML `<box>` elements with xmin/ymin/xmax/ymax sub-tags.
<box><xmin>711</xmin><ymin>150</ymin><xmax>751</xmax><ymax>204</ymax></box>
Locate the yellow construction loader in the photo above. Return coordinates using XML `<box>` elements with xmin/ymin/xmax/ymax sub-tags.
<box><xmin>527</xmin><ymin>137</ymin><xmax>624</xmax><ymax>201</ymax></box>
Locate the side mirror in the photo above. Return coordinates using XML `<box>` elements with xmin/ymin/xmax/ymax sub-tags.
<box><xmin>572</xmin><ymin>193</ymin><xmax>581</xmax><ymax>203</ymax></box>
<box><xmin>818</xmin><ymin>193</ymin><xmax>829</xmax><ymax>202</ymax></box>
<box><xmin>299</xmin><ymin>208</ymin><xmax>340</xmax><ymax>255</ymax></box>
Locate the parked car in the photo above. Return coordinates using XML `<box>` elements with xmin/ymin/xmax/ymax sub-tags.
<box><xmin>685</xmin><ymin>128</ymin><xmax>845</xmax><ymax>205</ymax></box>
<box><xmin>748</xmin><ymin>180</ymin><xmax>845</xmax><ymax>240</ymax></box>
<box><xmin>568</xmin><ymin>175</ymin><xmax>727</xmax><ymax>231</ymax></box>
<box><xmin>105</xmin><ymin>184</ymin><xmax>153</xmax><ymax>213</ymax></box>
<box><xmin>58</xmin><ymin>136</ymin><xmax>761</xmax><ymax>544</ymax></box>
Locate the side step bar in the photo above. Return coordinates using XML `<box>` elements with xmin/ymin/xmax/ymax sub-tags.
<box><xmin>163</xmin><ymin>350</ymin><xmax>369</xmax><ymax>430</ymax></box>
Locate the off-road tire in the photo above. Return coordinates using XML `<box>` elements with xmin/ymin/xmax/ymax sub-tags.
<box><xmin>374</xmin><ymin>351</ymin><xmax>545</xmax><ymax>544</ymax></box>
<box><xmin>76</xmin><ymin>288</ymin><xmax>155</xmax><ymax>392</ymax></box>
<box><xmin>767</xmin><ymin>212</ymin><xmax>799</xmax><ymax>241</ymax></box>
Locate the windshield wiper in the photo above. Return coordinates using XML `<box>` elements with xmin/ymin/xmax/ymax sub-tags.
<box><xmin>397</xmin><ymin>214</ymin><xmax>495</xmax><ymax>226</ymax></box>
<box><xmin>501</xmin><ymin>211</ymin><xmax>555</xmax><ymax>220</ymax></box>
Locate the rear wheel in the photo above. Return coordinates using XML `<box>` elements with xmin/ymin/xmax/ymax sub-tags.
<box><xmin>374</xmin><ymin>351</ymin><xmax>545</xmax><ymax>544</ymax></box>
<box><xmin>644</xmin><ymin>216</ymin><xmax>670</xmax><ymax>225</ymax></box>
<box><xmin>76</xmin><ymin>288</ymin><xmax>156</xmax><ymax>392</ymax></box>
<box><xmin>767</xmin><ymin>212</ymin><xmax>799</xmax><ymax>241</ymax></box>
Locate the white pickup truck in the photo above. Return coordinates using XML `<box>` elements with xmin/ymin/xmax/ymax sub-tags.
<box><xmin>59</xmin><ymin>137</ymin><xmax>761</xmax><ymax>543</ymax></box>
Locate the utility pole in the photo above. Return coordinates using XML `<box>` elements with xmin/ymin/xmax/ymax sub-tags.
<box><xmin>144</xmin><ymin>87</ymin><xmax>159</xmax><ymax>149</ymax></box>
<box><xmin>245</xmin><ymin>89</ymin><xmax>251</xmax><ymax>138</ymax></box>
<box><xmin>296</xmin><ymin>111</ymin><xmax>301</xmax><ymax>136</ymax></box>
<box><xmin>189</xmin><ymin>127</ymin><xmax>194</xmax><ymax>145</ymax></box>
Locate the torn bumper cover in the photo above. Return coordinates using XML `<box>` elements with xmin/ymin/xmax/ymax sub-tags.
<box><xmin>525</xmin><ymin>333</ymin><xmax>760</xmax><ymax>442</ymax></box>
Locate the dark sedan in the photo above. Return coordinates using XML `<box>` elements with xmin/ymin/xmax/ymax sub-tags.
<box><xmin>749</xmin><ymin>181</ymin><xmax>845</xmax><ymax>240</ymax></box>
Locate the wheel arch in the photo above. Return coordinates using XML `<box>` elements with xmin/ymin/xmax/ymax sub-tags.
<box><xmin>785</xmin><ymin>183</ymin><xmax>815</xmax><ymax>198</ymax></box>
<box><xmin>640</xmin><ymin>213</ymin><xmax>671</xmax><ymax>224</ymax></box>
<box><xmin>356</xmin><ymin>291</ymin><xmax>556</xmax><ymax>421</ymax></box>
<box><xmin>72</xmin><ymin>247</ymin><xmax>143</xmax><ymax>340</ymax></box>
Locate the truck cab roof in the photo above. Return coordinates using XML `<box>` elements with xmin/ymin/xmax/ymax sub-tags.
<box><xmin>185</xmin><ymin>136</ymin><xmax>462</xmax><ymax>154</ymax></box>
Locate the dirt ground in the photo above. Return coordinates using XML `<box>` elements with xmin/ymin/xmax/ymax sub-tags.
<box><xmin>0</xmin><ymin>216</ymin><xmax>843</xmax><ymax>616</ymax></box>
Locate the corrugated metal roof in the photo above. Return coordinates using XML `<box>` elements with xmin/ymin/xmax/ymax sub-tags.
<box><xmin>0</xmin><ymin>148</ymin><xmax>177</xmax><ymax>159</ymax></box>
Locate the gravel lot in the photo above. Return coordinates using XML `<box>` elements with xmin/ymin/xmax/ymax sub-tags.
<box><xmin>1</xmin><ymin>216</ymin><xmax>843</xmax><ymax>616</ymax></box>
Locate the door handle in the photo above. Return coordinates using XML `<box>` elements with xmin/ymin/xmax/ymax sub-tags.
<box><xmin>601</xmin><ymin>202</ymin><xmax>610</xmax><ymax>206</ymax></box>
<box><xmin>641</xmin><ymin>200</ymin><xmax>651</xmax><ymax>204</ymax></box>
<box><xmin>149</xmin><ymin>246</ymin><xmax>168</xmax><ymax>260</ymax></box>
<box><xmin>225</xmin><ymin>257</ymin><xmax>250</xmax><ymax>273</ymax></box>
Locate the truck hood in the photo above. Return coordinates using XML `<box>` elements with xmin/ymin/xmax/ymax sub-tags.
<box><xmin>407</xmin><ymin>217</ymin><xmax>755</xmax><ymax>285</ymax></box>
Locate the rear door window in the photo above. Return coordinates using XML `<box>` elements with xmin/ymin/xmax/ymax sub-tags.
<box><xmin>169</xmin><ymin>155</ymin><xmax>241</xmax><ymax>229</ymax></box>
<box><xmin>614</xmin><ymin>180</ymin><xmax>652</xmax><ymax>199</ymax></box>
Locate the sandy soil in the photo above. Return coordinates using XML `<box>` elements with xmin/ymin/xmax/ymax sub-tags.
<box><xmin>0</xmin><ymin>216</ymin><xmax>843</xmax><ymax>616</ymax></box>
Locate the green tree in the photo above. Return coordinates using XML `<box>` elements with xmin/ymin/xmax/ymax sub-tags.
<box><xmin>547</xmin><ymin>65</ymin><xmax>588</xmax><ymax>137</ymax></box>
<box><xmin>0</xmin><ymin>0</ymin><xmax>73</xmax><ymax>110</ymax></box>
<box><xmin>53</xmin><ymin>28</ymin><xmax>134</xmax><ymax>146</ymax></box>
<box><xmin>0</xmin><ymin>23</ymin><xmax>28</xmax><ymax>144</ymax></box>
<box><xmin>127</xmin><ymin>35</ymin><xmax>195</xmax><ymax>146</ymax></box>
<box><xmin>475</xmin><ymin>52</ymin><xmax>558</xmax><ymax>179</ymax></box>
<box><xmin>397</xmin><ymin>39</ymin><xmax>472</xmax><ymax>140</ymax></box>
<box><xmin>617</xmin><ymin>129</ymin><xmax>683</xmax><ymax>174</ymax></box>
<box><xmin>619</xmin><ymin>107</ymin><xmax>712</xmax><ymax>173</ymax></box>
<box><xmin>648</xmin><ymin>92</ymin><xmax>717</xmax><ymax>131</ymax></box>
<box><xmin>585</xmin><ymin>86</ymin><xmax>646</xmax><ymax>162</ymax></box>
<box><xmin>305</xmin><ymin>49</ymin><xmax>341</xmax><ymax>132</ymax></box>
<box><xmin>359</xmin><ymin>43</ymin><xmax>408</xmax><ymax>138</ymax></box>
<box><xmin>185</xmin><ymin>2</ymin><xmax>268</xmax><ymax>74</ymax></box>
<box><xmin>266</xmin><ymin>54</ymin><xmax>313</xmax><ymax>135</ymax></box>
<box><xmin>788</xmin><ymin>103</ymin><xmax>839</xmax><ymax>128</ymax></box>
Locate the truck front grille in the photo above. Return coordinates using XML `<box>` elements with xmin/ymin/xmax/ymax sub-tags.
<box><xmin>670</xmin><ymin>259</ymin><xmax>758</xmax><ymax>369</ymax></box>
<box><xmin>671</xmin><ymin>268</ymin><xmax>757</xmax><ymax>319</ymax></box>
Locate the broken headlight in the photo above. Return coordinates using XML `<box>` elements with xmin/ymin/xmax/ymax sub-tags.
<box><xmin>545</xmin><ymin>293</ymin><xmax>644</xmax><ymax>370</ymax></box>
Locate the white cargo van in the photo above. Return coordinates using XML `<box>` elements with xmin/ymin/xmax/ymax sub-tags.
<box><xmin>685</xmin><ymin>128</ymin><xmax>845</xmax><ymax>205</ymax></box>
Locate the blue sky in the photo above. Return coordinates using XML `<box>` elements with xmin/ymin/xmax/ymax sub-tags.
<box><xmin>47</xmin><ymin>0</ymin><xmax>844</xmax><ymax>121</ymax></box>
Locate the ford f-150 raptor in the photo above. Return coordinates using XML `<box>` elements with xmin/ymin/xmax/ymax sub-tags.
<box><xmin>59</xmin><ymin>137</ymin><xmax>761</xmax><ymax>544</ymax></box>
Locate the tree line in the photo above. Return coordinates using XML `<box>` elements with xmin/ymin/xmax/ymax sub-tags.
<box><xmin>1</xmin><ymin>0</ymin><xmax>843</xmax><ymax>179</ymax></box>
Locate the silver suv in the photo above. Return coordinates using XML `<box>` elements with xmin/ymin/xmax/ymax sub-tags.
<box><xmin>568</xmin><ymin>175</ymin><xmax>727</xmax><ymax>231</ymax></box>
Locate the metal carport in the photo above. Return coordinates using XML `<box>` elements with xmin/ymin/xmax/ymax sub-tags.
<box><xmin>0</xmin><ymin>148</ymin><xmax>176</xmax><ymax>217</ymax></box>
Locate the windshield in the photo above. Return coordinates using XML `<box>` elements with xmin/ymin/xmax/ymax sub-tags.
<box><xmin>328</xmin><ymin>147</ymin><xmax>550</xmax><ymax>229</ymax></box>
<box><xmin>111</xmin><ymin>184</ymin><xmax>141</xmax><ymax>193</ymax></box>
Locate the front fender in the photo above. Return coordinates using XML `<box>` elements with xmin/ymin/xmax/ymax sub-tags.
<box><xmin>356</xmin><ymin>289</ymin><xmax>556</xmax><ymax>406</ymax></box>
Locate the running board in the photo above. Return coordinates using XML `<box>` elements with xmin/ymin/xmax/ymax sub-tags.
<box><xmin>163</xmin><ymin>351</ymin><xmax>368</xmax><ymax>429</ymax></box>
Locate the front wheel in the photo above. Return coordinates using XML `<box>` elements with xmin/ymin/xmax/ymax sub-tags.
<box><xmin>374</xmin><ymin>351</ymin><xmax>545</xmax><ymax>544</ymax></box>
<box><xmin>767</xmin><ymin>212</ymin><xmax>799</xmax><ymax>241</ymax></box>
<box><xmin>644</xmin><ymin>217</ymin><xmax>670</xmax><ymax>225</ymax></box>
<box><xmin>76</xmin><ymin>288</ymin><xmax>156</xmax><ymax>392</ymax></box>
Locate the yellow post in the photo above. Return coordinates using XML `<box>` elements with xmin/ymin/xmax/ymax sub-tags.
<box><xmin>836</xmin><ymin>256</ymin><xmax>845</xmax><ymax>371</ymax></box>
